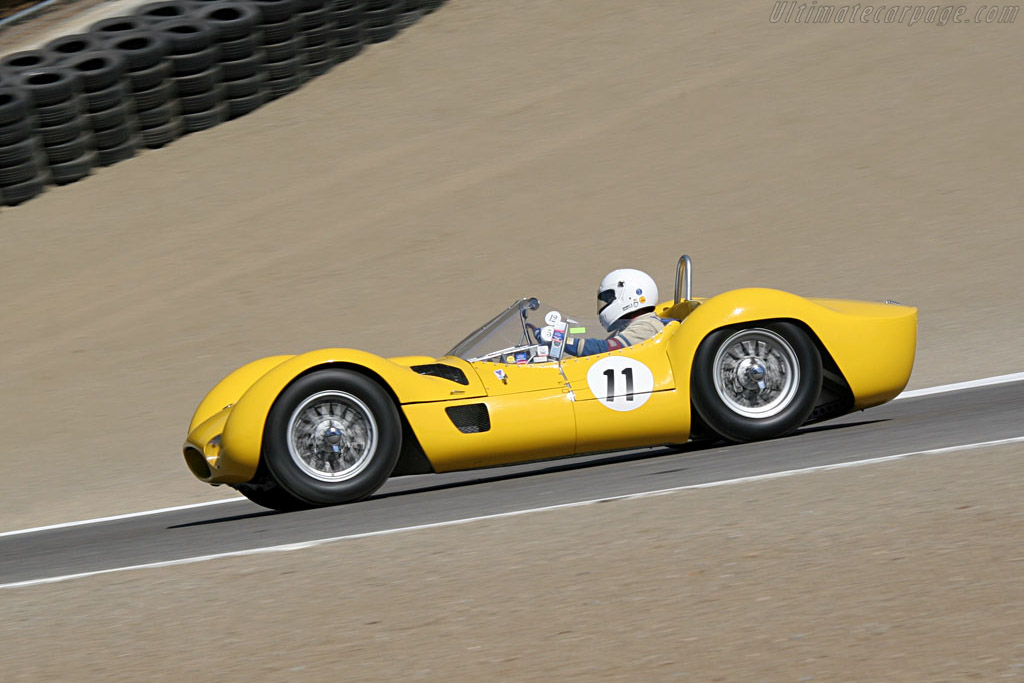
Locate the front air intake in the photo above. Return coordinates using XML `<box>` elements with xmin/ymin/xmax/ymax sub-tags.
<box><xmin>411</xmin><ymin>363</ymin><xmax>469</xmax><ymax>385</ymax></box>
<box><xmin>445</xmin><ymin>404</ymin><xmax>491</xmax><ymax>433</ymax></box>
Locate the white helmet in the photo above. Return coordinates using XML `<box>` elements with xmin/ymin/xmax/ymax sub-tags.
<box><xmin>597</xmin><ymin>268</ymin><xmax>659</xmax><ymax>331</ymax></box>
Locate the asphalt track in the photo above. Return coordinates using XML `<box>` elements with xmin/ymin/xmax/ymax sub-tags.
<box><xmin>2</xmin><ymin>379</ymin><xmax>1021</xmax><ymax>588</ymax></box>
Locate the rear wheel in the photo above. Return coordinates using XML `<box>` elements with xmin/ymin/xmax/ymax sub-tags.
<box><xmin>262</xmin><ymin>369</ymin><xmax>402</xmax><ymax>507</ymax></box>
<box><xmin>691</xmin><ymin>322</ymin><xmax>821</xmax><ymax>443</ymax></box>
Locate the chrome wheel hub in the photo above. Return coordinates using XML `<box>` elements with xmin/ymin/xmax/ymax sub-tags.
<box><xmin>712</xmin><ymin>328</ymin><xmax>800</xmax><ymax>419</ymax></box>
<box><xmin>286</xmin><ymin>391</ymin><xmax>378</xmax><ymax>482</ymax></box>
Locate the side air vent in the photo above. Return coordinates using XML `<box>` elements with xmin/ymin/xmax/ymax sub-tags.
<box><xmin>411</xmin><ymin>363</ymin><xmax>469</xmax><ymax>385</ymax></box>
<box><xmin>445</xmin><ymin>404</ymin><xmax>491</xmax><ymax>433</ymax></box>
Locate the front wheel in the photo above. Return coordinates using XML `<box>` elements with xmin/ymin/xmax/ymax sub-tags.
<box><xmin>262</xmin><ymin>369</ymin><xmax>402</xmax><ymax>507</ymax></box>
<box><xmin>691</xmin><ymin>322</ymin><xmax>822</xmax><ymax>443</ymax></box>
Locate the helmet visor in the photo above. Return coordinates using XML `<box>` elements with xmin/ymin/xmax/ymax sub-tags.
<box><xmin>597</xmin><ymin>288</ymin><xmax>617</xmax><ymax>313</ymax></box>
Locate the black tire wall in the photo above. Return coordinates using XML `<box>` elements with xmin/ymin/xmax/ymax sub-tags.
<box><xmin>0</xmin><ymin>0</ymin><xmax>449</xmax><ymax>207</ymax></box>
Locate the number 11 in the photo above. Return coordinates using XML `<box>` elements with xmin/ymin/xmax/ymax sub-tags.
<box><xmin>603</xmin><ymin>367</ymin><xmax>634</xmax><ymax>402</ymax></box>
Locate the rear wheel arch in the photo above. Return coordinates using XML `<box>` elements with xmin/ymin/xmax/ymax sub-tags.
<box><xmin>689</xmin><ymin>318</ymin><xmax>827</xmax><ymax>442</ymax></box>
<box><xmin>690</xmin><ymin>317</ymin><xmax>852</xmax><ymax>410</ymax></box>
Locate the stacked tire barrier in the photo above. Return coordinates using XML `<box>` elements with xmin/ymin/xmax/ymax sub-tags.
<box><xmin>64</xmin><ymin>51</ymin><xmax>134</xmax><ymax>168</ymax></box>
<box><xmin>330</xmin><ymin>0</ymin><xmax>364</xmax><ymax>64</ymax></box>
<box><xmin>0</xmin><ymin>0</ymin><xmax>447</xmax><ymax>207</ymax></box>
<box><xmin>254</xmin><ymin>0</ymin><xmax>304</xmax><ymax>100</ymax></box>
<box><xmin>0</xmin><ymin>85</ymin><xmax>46</xmax><ymax>204</ymax></box>
<box><xmin>362</xmin><ymin>0</ymin><xmax>401</xmax><ymax>43</ymax></box>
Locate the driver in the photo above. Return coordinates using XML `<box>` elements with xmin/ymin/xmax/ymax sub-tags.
<box><xmin>537</xmin><ymin>269</ymin><xmax>666</xmax><ymax>357</ymax></box>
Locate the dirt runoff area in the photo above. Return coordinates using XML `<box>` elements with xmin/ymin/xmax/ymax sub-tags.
<box><xmin>0</xmin><ymin>0</ymin><xmax>1022</xmax><ymax>678</ymax></box>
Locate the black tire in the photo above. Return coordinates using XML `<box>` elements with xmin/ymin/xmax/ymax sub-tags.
<box><xmin>261</xmin><ymin>16</ymin><xmax>299</xmax><ymax>43</ymax></box>
<box><xmin>127</xmin><ymin>58</ymin><xmax>173</xmax><ymax>90</ymax></box>
<box><xmin>43</xmin><ymin>130</ymin><xmax>93</xmax><ymax>164</ymax></box>
<box><xmin>303</xmin><ymin>40</ymin><xmax>333</xmax><ymax>64</ymax></box>
<box><xmin>95</xmin><ymin>135</ymin><xmax>137</xmax><ymax>165</ymax></box>
<box><xmin>226</xmin><ymin>88</ymin><xmax>266</xmax><ymax>118</ymax></box>
<box><xmin>364</xmin><ymin>22</ymin><xmax>399</xmax><ymax>43</ymax></box>
<box><xmin>132</xmin><ymin>79</ymin><xmax>176</xmax><ymax>110</ymax></box>
<box><xmin>0</xmin><ymin>115</ymin><xmax>32</xmax><ymax>146</ymax></box>
<box><xmin>297</xmin><ymin>6</ymin><xmax>330</xmax><ymax>30</ymax></box>
<box><xmin>87</xmin><ymin>102</ymin><xmax>131</xmax><ymax>130</ymax></box>
<box><xmin>362</xmin><ymin>1</ymin><xmax>400</xmax><ymax>27</ymax></box>
<box><xmin>49</xmin><ymin>150</ymin><xmax>95</xmax><ymax>185</ymax></box>
<box><xmin>179</xmin><ymin>83</ymin><xmax>225</xmax><ymax>114</ymax></box>
<box><xmin>397</xmin><ymin>7</ymin><xmax>422</xmax><ymax>28</ymax></box>
<box><xmin>220</xmin><ymin>51</ymin><xmax>265</xmax><ymax>81</ymax></box>
<box><xmin>134</xmin><ymin>0</ymin><xmax>192</xmax><ymax>24</ymax></box>
<box><xmin>82</xmin><ymin>79</ymin><xmax>128</xmax><ymax>112</ymax></box>
<box><xmin>333</xmin><ymin>40</ymin><xmax>363</xmax><ymax>63</ymax></box>
<box><xmin>37</xmin><ymin>116</ymin><xmax>85</xmax><ymax>146</ymax></box>
<box><xmin>331</xmin><ymin>5</ymin><xmax>363</xmax><ymax>28</ymax></box>
<box><xmin>63</xmin><ymin>51</ymin><xmax>126</xmax><ymax>92</ymax></box>
<box><xmin>152</xmin><ymin>18</ymin><xmax>216</xmax><ymax>55</ymax></box>
<box><xmin>304</xmin><ymin>56</ymin><xmax>333</xmax><ymax>77</ymax></box>
<box><xmin>0</xmin><ymin>50</ymin><xmax>58</xmax><ymax>72</ymax></box>
<box><xmin>181</xmin><ymin>101</ymin><xmax>227</xmax><ymax>132</ymax></box>
<box><xmin>93</xmin><ymin>121</ymin><xmax>133</xmax><ymax>149</ymax></box>
<box><xmin>196</xmin><ymin>2</ymin><xmax>260</xmax><ymax>41</ymax></box>
<box><xmin>266</xmin><ymin>72</ymin><xmax>301</xmax><ymax>98</ymax></box>
<box><xmin>262</xmin><ymin>37</ymin><xmax>299</xmax><ymax>62</ymax></box>
<box><xmin>174</xmin><ymin>65</ymin><xmax>222</xmax><ymax>96</ymax></box>
<box><xmin>89</xmin><ymin>15</ymin><xmax>148</xmax><ymax>40</ymax></box>
<box><xmin>262</xmin><ymin>370</ymin><xmax>402</xmax><ymax>507</ymax></box>
<box><xmin>251</xmin><ymin>0</ymin><xmax>296</xmax><ymax>24</ymax></box>
<box><xmin>223</xmin><ymin>71</ymin><xmax>263</xmax><ymax>98</ymax></box>
<box><xmin>45</xmin><ymin>33</ymin><xmax>107</xmax><ymax>62</ymax></box>
<box><xmin>1</xmin><ymin>171</ymin><xmax>46</xmax><ymax>205</ymax></box>
<box><xmin>0</xmin><ymin>87</ymin><xmax>30</xmax><ymax>125</ymax></box>
<box><xmin>264</xmin><ymin>55</ymin><xmax>299</xmax><ymax>80</ymax></box>
<box><xmin>0</xmin><ymin>157</ymin><xmax>41</xmax><ymax>187</ymax></box>
<box><xmin>235</xmin><ymin>470</ymin><xmax>309</xmax><ymax>512</ymax></box>
<box><xmin>691</xmin><ymin>322</ymin><xmax>822</xmax><ymax>443</ymax></box>
<box><xmin>106</xmin><ymin>32</ymin><xmax>169</xmax><ymax>72</ymax></box>
<box><xmin>136</xmin><ymin>99</ymin><xmax>178</xmax><ymax>127</ymax></box>
<box><xmin>33</xmin><ymin>96</ymin><xmax>83</xmax><ymax>127</ymax></box>
<box><xmin>18</xmin><ymin>68</ymin><xmax>81</xmax><ymax>107</ymax></box>
<box><xmin>301</xmin><ymin>26</ymin><xmax>332</xmax><ymax>49</ymax></box>
<box><xmin>219</xmin><ymin>31</ymin><xmax>263</xmax><ymax>61</ymax></box>
<box><xmin>168</xmin><ymin>46</ymin><xmax>218</xmax><ymax>76</ymax></box>
<box><xmin>139</xmin><ymin>116</ymin><xmax>182</xmax><ymax>147</ymax></box>
<box><xmin>332</xmin><ymin>22</ymin><xmax>363</xmax><ymax>44</ymax></box>
<box><xmin>0</xmin><ymin>136</ymin><xmax>38</xmax><ymax>166</ymax></box>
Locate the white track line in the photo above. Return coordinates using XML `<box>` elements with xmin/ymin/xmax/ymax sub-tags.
<box><xmin>0</xmin><ymin>498</ymin><xmax>244</xmax><ymax>539</ymax></box>
<box><xmin>3</xmin><ymin>434</ymin><xmax>1023</xmax><ymax>590</ymax></box>
<box><xmin>1</xmin><ymin>371</ymin><xmax>1021</xmax><ymax>540</ymax></box>
<box><xmin>2</xmin><ymin>374</ymin><xmax>1024</xmax><ymax>540</ymax></box>
<box><xmin>895</xmin><ymin>371</ymin><xmax>1024</xmax><ymax>400</ymax></box>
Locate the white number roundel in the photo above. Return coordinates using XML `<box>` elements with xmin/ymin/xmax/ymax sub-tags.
<box><xmin>586</xmin><ymin>356</ymin><xmax>655</xmax><ymax>412</ymax></box>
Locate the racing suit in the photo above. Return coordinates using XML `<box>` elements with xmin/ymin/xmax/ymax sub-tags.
<box><xmin>562</xmin><ymin>311</ymin><xmax>666</xmax><ymax>357</ymax></box>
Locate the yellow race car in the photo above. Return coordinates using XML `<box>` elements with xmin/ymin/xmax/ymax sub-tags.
<box><xmin>183</xmin><ymin>255</ymin><xmax>917</xmax><ymax>511</ymax></box>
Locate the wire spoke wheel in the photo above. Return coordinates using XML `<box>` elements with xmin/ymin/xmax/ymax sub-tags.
<box><xmin>712</xmin><ymin>328</ymin><xmax>800</xmax><ymax>418</ymax></box>
<box><xmin>286</xmin><ymin>390</ymin><xmax>378</xmax><ymax>482</ymax></box>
